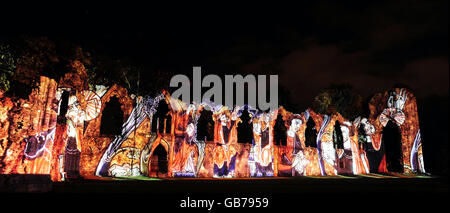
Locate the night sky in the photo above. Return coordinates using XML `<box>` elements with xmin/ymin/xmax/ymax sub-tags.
<box><xmin>2</xmin><ymin>1</ymin><xmax>448</xmax><ymax>174</ymax></box>
<box><xmin>4</xmin><ymin>1</ymin><xmax>448</xmax><ymax>105</ymax></box>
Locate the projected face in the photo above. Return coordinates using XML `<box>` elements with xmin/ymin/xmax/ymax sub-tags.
<box><xmin>187</xmin><ymin>104</ymin><xmax>196</xmax><ymax>115</ymax></box>
<box><xmin>220</xmin><ymin>114</ymin><xmax>229</xmax><ymax>126</ymax></box>
<box><xmin>253</xmin><ymin>122</ymin><xmax>262</xmax><ymax>135</ymax></box>
<box><xmin>341</xmin><ymin>126</ymin><xmax>350</xmax><ymax>141</ymax></box>
<box><xmin>340</xmin><ymin>125</ymin><xmax>351</xmax><ymax>149</ymax></box>
<box><xmin>361</xmin><ymin>118</ymin><xmax>375</xmax><ymax>135</ymax></box>
<box><xmin>290</xmin><ymin>119</ymin><xmax>302</xmax><ymax>132</ymax></box>
<box><xmin>66</xmin><ymin>96</ymin><xmax>83</xmax><ymax>125</ymax></box>
<box><xmin>261</xmin><ymin>114</ymin><xmax>270</xmax><ymax>131</ymax></box>
<box><xmin>186</xmin><ymin>123</ymin><xmax>195</xmax><ymax>137</ymax></box>
<box><xmin>387</xmin><ymin>88</ymin><xmax>407</xmax><ymax>110</ymax></box>
<box><xmin>287</xmin><ymin>119</ymin><xmax>302</xmax><ymax>138</ymax></box>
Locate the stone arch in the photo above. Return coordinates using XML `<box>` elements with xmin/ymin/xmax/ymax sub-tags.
<box><xmin>100</xmin><ymin>84</ymin><xmax>133</xmax><ymax>119</ymax></box>
<box><xmin>369</xmin><ymin>88</ymin><xmax>422</xmax><ymax>173</ymax></box>
<box><xmin>383</xmin><ymin>120</ymin><xmax>403</xmax><ymax>173</ymax></box>
<box><xmin>83</xmin><ymin>84</ymin><xmax>133</xmax><ymax>137</ymax></box>
<box><xmin>149</xmin><ymin>144</ymin><xmax>169</xmax><ymax>177</ymax></box>
<box><xmin>148</xmin><ymin>136</ymin><xmax>171</xmax><ymax>177</ymax></box>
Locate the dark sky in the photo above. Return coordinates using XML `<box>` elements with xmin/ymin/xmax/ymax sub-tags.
<box><xmin>3</xmin><ymin>1</ymin><xmax>448</xmax><ymax>108</ymax></box>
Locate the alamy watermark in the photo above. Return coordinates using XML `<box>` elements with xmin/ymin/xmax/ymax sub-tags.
<box><xmin>170</xmin><ymin>67</ymin><xmax>278</xmax><ymax>111</ymax></box>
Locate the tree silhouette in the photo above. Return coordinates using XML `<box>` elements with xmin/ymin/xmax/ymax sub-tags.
<box><xmin>312</xmin><ymin>83</ymin><xmax>363</xmax><ymax>119</ymax></box>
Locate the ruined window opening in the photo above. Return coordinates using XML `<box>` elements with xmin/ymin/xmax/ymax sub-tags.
<box><xmin>333</xmin><ymin>121</ymin><xmax>344</xmax><ymax>149</ymax></box>
<box><xmin>57</xmin><ymin>91</ymin><xmax>70</xmax><ymax>124</ymax></box>
<box><xmin>152</xmin><ymin>100</ymin><xmax>170</xmax><ymax>133</ymax></box>
<box><xmin>100</xmin><ymin>96</ymin><xmax>123</xmax><ymax>136</ymax></box>
<box><xmin>305</xmin><ymin>118</ymin><xmax>317</xmax><ymax>148</ymax></box>
<box><xmin>197</xmin><ymin>110</ymin><xmax>214</xmax><ymax>141</ymax></box>
<box><xmin>237</xmin><ymin>109</ymin><xmax>253</xmax><ymax>144</ymax></box>
<box><xmin>383</xmin><ymin>120</ymin><xmax>403</xmax><ymax>173</ymax></box>
<box><xmin>274</xmin><ymin>113</ymin><xmax>287</xmax><ymax>146</ymax></box>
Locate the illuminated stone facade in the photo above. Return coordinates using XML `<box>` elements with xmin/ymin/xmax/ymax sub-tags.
<box><xmin>0</xmin><ymin>73</ymin><xmax>426</xmax><ymax>181</ymax></box>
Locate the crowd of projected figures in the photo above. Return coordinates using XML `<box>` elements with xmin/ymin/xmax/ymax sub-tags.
<box><xmin>0</xmin><ymin>76</ymin><xmax>426</xmax><ymax>180</ymax></box>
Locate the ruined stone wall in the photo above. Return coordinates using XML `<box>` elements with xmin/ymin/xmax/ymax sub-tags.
<box><xmin>80</xmin><ymin>84</ymin><xmax>134</xmax><ymax>177</ymax></box>
<box><xmin>1</xmin><ymin>76</ymin><xmax>425</xmax><ymax>180</ymax></box>
<box><xmin>0</xmin><ymin>76</ymin><xmax>60</xmax><ymax>180</ymax></box>
<box><xmin>369</xmin><ymin>88</ymin><xmax>423</xmax><ymax>173</ymax></box>
<box><xmin>83</xmin><ymin>84</ymin><xmax>133</xmax><ymax>137</ymax></box>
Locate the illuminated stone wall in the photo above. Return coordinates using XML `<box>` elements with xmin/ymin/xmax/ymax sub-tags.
<box><xmin>0</xmin><ymin>76</ymin><xmax>60</xmax><ymax>180</ymax></box>
<box><xmin>80</xmin><ymin>84</ymin><xmax>134</xmax><ymax>177</ymax></box>
<box><xmin>0</xmin><ymin>72</ymin><xmax>426</xmax><ymax>180</ymax></box>
<box><xmin>369</xmin><ymin>88</ymin><xmax>424</xmax><ymax>174</ymax></box>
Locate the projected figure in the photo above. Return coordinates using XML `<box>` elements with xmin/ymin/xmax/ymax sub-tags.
<box><xmin>64</xmin><ymin>90</ymin><xmax>101</xmax><ymax>178</ymax></box>
<box><xmin>320</xmin><ymin>118</ymin><xmax>338</xmax><ymax>176</ymax></box>
<box><xmin>379</xmin><ymin>88</ymin><xmax>407</xmax><ymax>127</ymax></box>
<box><xmin>213</xmin><ymin>106</ymin><xmax>240</xmax><ymax>178</ymax></box>
<box><xmin>289</xmin><ymin>118</ymin><xmax>310</xmax><ymax>176</ymax></box>
<box><xmin>96</xmin><ymin>93</ymin><xmax>164</xmax><ymax>177</ymax></box>
<box><xmin>284</xmin><ymin>116</ymin><xmax>310</xmax><ymax>176</ymax></box>
<box><xmin>64</xmin><ymin>95</ymin><xmax>83</xmax><ymax>178</ymax></box>
<box><xmin>336</xmin><ymin>121</ymin><xmax>354</xmax><ymax>174</ymax></box>
<box><xmin>251</xmin><ymin>110</ymin><xmax>277</xmax><ymax>177</ymax></box>
<box><xmin>172</xmin><ymin>104</ymin><xmax>200</xmax><ymax>177</ymax></box>
<box><xmin>276</xmin><ymin>108</ymin><xmax>314</xmax><ymax>177</ymax></box>
<box><xmin>353</xmin><ymin>117</ymin><xmax>373</xmax><ymax>174</ymax></box>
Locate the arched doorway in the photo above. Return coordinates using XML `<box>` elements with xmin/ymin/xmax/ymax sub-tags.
<box><xmin>383</xmin><ymin>121</ymin><xmax>403</xmax><ymax>173</ymax></box>
<box><xmin>100</xmin><ymin>96</ymin><xmax>124</xmax><ymax>136</ymax></box>
<box><xmin>305</xmin><ymin>118</ymin><xmax>317</xmax><ymax>148</ymax></box>
<box><xmin>150</xmin><ymin>144</ymin><xmax>168</xmax><ymax>177</ymax></box>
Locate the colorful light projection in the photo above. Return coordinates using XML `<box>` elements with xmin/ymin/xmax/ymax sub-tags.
<box><xmin>354</xmin><ymin>117</ymin><xmax>376</xmax><ymax>174</ymax></box>
<box><xmin>248</xmin><ymin>107</ymin><xmax>277</xmax><ymax>177</ymax></box>
<box><xmin>367</xmin><ymin>88</ymin><xmax>425</xmax><ymax>174</ymax></box>
<box><xmin>0</xmin><ymin>82</ymin><xmax>427</xmax><ymax>180</ymax></box>
<box><xmin>1</xmin><ymin>77</ymin><xmax>61</xmax><ymax>179</ymax></box>
<box><xmin>410</xmin><ymin>130</ymin><xmax>425</xmax><ymax>173</ymax></box>
<box><xmin>379</xmin><ymin>88</ymin><xmax>407</xmax><ymax>127</ymax></box>
<box><xmin>167</xmin><ymin>95</ymin><xmax>204</xmax><ymax>177</ymax></box>
<box><xmin>95</xmin><ymin>93</ymin><xmax>164</xmax><ymax>177</ymax></box>
<box><xmin>79</xmin><ymin>84</ymin><xmax>133</xmax><ymax>178</ymax></box>
<box><xmin>276</xmin><ymin>109</ymin><xmax>310</xmax><ymax>176</ymax></box>
<box><xmin>19</xmin><ymin>77</ymin><xmax>58</xmax><ymax>176</ymax></box>
<box><xmin>211</xmin><ymin>106</ymin><xmax>241</xmax><ymax>178</ymax></box>
<box><xmin>335</xmin><ymin>121</ymin><xmax>354</xmax><ymax>174</ymax></box>
<box><xmin>63</xmin><ymin>90</ymin><xmax>102</xmax><ymax>178</ymax></box>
